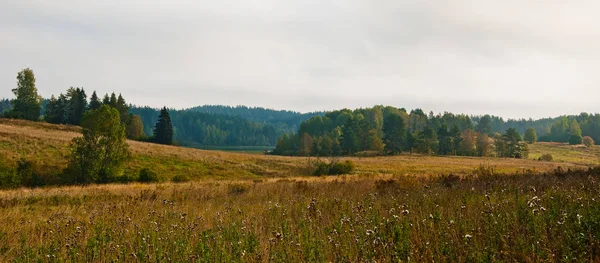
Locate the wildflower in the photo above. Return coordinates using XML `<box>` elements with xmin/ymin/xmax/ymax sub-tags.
<box><xmin>402</xmin><ymin>210</ymin><xmax>409</xmax><ymax>215</ymax></box>
<box><xmin>464</xmin><ymin>234</ymin><xmax>473</xmax><ymax>239</ymax></box>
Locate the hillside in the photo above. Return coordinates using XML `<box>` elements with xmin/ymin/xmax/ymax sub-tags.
<box><xmin>0</xmin><ymin>119</ymin><xmax>594</xmax><ymax>183</ymax></box>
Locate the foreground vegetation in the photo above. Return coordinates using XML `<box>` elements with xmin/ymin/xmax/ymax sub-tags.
<box><xmin>1</xmin><ymin>168</ymin><xmax>599</xmax><ymax>262</ymax></box>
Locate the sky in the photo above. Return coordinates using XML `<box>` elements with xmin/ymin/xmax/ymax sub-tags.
<box><xmin>1</xmin><ymin>0</ymin><xmax>599</xmax><ymax>119</ymax></box>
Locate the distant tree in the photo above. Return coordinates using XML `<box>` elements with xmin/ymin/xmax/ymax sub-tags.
<box><xmin>153</xmin><ymin>107</ymin><xmax>174</xmax><ymax>145</ymax></box>
<box><xmin>569</xmin><ymin>119</ymin><xmax>582</xmax><ymax>137</ymax></box>
<box><xmin>550</xmin><ymin>117</ymin><xmax>569</xmax><ymax>142</ymax></box>
<box><xmin>9</xmin><ymin>68</ymin><xmax>42</xmax><ymax>121</ymax></box>
<box><xmin>88</xmin><ymin>91</ymin><xmax>102</xmax><ymax>111</ymax></box>
<box><xmin>367</xmin><ymin>129</ymin><xmax>384</xmax><ymax>152</ymax></box>
<box><xmin>524</xmin><ymin>128</ymin><xmax>537</xmax><ymax>144</ymax></box>
<box><xmin>476</xmin><ymin>115</ymin><xmax>492</xmax><ymax>135</ymax></box>
<box><xmin>437</xmin><ymin>124</ymin><xmax>453</xmax><ymax>155</ymax></box>
<box><xmin>357</xmin><ymin>118</ymin><xmax>372</xmax><ymax>151</ymax></box>
<box><xmin>476</xmin><ymin>133</ymin><xmax>493</xmax><ymax>157</ymax></box>
<box><xmin>116</xmin><ymin>94</ymin><xmax>130</xmax><ymax>124</ymax></box>
<box><xmin>45</xmin><ymin>95</ymin><xmax>65</xmax><ymax>124</ymax></box>
<box><xmin>67</xmin><ymin>105</ymin><xmax>130</xmax><ymax>184</ymax></box>
<box><xmin>109</xmin><ymin>93</ymin><xmax>117</xmax><ymax>108</ymax></box>
<box><xmin>340</xmin><ymin>117</ymin><xmax>361</xmax><ymax>154</ymax></box>
<box><xmin>66</xmin><ymin>87</ymin><xmax>87</xmax><ymax>125</ymax></box>
<box><xmin>450</xmin><ymin>125</ymin><xmax>462</xmax><ymax>155</ymax></box>
<box><xmin>568</xmin><ymin>134</ymin><xmax>583</xmax><ymax>145</ymax></box>
<box><xmin>382</xmin><ymin>113</ymin><xmax>406</xmax><ymax>154</ymax></box>
<box><xmin>126</xmin><ymin>114</ymin><xmax>145</xmax><ymax>139</ymax></box>
<box><xmin>459</xmin><ymin>129</ymin><xmax>478</xmax><ymax>156</ymax></box>
<box><xmin>583</xmin><ymin>136</ymin><xmax>595</xmax><ymax>147</ymax></box>
<box><xmin>418</xmin><ymin>127</ymin><xmax>438</xmax><ymax>154</ymax></box>
<box><xmin>498</xmin><ymin>128</ymin><xmax>525</xmax><ymax>158</ymax></box>
<box><xmin>102</xmin><ymin>94</ymin><xmax>110</xmax><ymax>105</ymax></box>
<box><xmin>299</xmin><ymin>133</ymin><xmax>314</xmax><ymax>156</ymax></box>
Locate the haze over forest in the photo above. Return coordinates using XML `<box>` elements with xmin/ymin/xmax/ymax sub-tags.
<box><xmin>2</xmin><ymin>1</ymin><xmax>600</xmax><ymax>119</ymax></box>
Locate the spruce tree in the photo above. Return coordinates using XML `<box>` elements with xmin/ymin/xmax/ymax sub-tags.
<box><xmin>9</xmin><ymin>68</ymin><xmax>42</xmax><ymax>121</ymax></box>
<box><xmin>66</xmin><ymin>87</ymin><xmax>87</xmax><ymax>125</ymax></box>
<box><xmin>153</xmin><ymin>107</ymin><xmax>173</xmax><ymax>145</ymax></box>
<box><xmin>102</xmin><ymin>94</ymin><xmax>110</xmax><ymax>105</ymax></box>
<box><xmin>45</xmin><ymin>95</ymin><xmax>64</xmax><ymax>124</ymax></box>
<box><xmin>116</xmin><ymin>94</ymin><xmax>130</xmax><ymax>124</ymax></box>
<box><xmin>89</xmin><ymin>91</ymin><xmax>102</xmax><ymax>111</ymax></box>
<box><xmin>109</xmin><ymin>93</ymin><xmax>117</xmax><ymax>108</ymax></box>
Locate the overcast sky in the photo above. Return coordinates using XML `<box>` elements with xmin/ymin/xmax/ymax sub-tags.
<box><xmin>1</xmin><ymin>1</ymin><xmax>599</xmax><ymax>119</ymax></box>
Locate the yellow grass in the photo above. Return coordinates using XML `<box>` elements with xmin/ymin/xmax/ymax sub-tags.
<box><xmin>0</xmin><ymin>118</ymin><xmax>591</xmax><ymax>181</ymax></box>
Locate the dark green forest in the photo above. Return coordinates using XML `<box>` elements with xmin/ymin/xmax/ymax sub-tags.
<box><xmin>129</xmin><ymin>106</ymin><xmax>291</xmax><ymax>147</ymax></box>
<box><xmin>273</xmin><ymin>106</ymin><xmax>599</xmax><ymax>157</ymax></box>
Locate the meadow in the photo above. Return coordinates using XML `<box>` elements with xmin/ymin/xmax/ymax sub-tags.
<box><xmin>1</xmin><ymin>119</ymin><xmax>600</xmax><ymax>262</ymax></box>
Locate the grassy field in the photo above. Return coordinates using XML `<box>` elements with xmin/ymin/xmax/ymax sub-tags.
<box><xmin>1</xmin><ymin>169</ymin><xmax>599</xmax><ymax>262</ymax></box>
<box><xmin>1</xmin><ymin>119</ymin><xmax>600</xmax><ymax>261</ymax></box>
<box><xmin>0</xmin><ymin>118</ymin><xmax>593</xmax><ymax>182</ymax></box>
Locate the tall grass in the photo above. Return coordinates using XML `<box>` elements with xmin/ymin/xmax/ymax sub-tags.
<box><xmin>1</xmin><ymin>168</ymin><xmax>599</xmax><ymax>262</ymax></box>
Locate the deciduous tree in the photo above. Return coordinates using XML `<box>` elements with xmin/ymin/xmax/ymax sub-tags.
<box><xmin>9</xmin><ymin>68</ymin><xmax>42</xmax><ymax>121</ymax></box>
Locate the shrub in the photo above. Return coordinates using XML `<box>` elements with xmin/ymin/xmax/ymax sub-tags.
<box><xmin>171</xmin><ymin>174</ymin><xmax>190</xmax><ymax>183</ymax></box>
<box><xmin>114</xmin><ymin>173</ymin><xmax>136</xmax><ymax>184</ymax></box>
<box><xmin>329</xmin><ymin>160</ymin><xmax>355</xmax><ymax>175</ymax></box>
<box><xmin>583</xmin><ymin>136</ymin><xmax>595</xmax><ymax>147</ymax></box>
<box><xmin>0</xmin><ymin>168</ymin><xmax>19</xmax><ymax>189</ymax></box>
<box><xmin>138</xmin><ymin>168</ymin><xmax>158</xmax><ymax>183</ymax></box>
<box><xmin>16</xmin><ymin>159</ymin><xmax>43</xmax><ymax>188</ymax></box>
<box><xmin>568</xmin><ymin>134</ymin><xmax>583</xmax><ymax>145</ymax></box>
<box><xmin>539</xmin><ymin>153</ymin><xmax>554</xmax><ymax>162</ymax></box>
<box><xmin>312</xmin><ymin>159</ymin><xmax>355</xmax><ymax>176</ymax></box>
<box><xmin>228</xmin><ymin>184</ymin><xmax>249</xmax><ymax>195</ymax></box>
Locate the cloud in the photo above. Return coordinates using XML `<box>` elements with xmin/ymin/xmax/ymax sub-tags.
<box><xmin>1</xmin><ymin>0</ymin><xmax>599</xmax><ymax>119</ymax></box>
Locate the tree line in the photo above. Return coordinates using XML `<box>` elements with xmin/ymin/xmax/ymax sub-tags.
<box><xmin>130</xmin><ymin>106</ymin><xmax>285</xmax><ymax>147</ymax></box>
<box><xmin>2</xmin><ymin>68</ymin><xmax>174</xmax><ymax>145</ymax></box>
<box><xmin>273</xmin><ymin>106</ymin><xmax>596</xmax><ymax>158</ymax></box>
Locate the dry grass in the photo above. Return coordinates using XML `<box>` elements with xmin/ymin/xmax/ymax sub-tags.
<box><xmin>1</xmin><ymin>170</ymin><xmax>600</xmax><ymax>262</ymax></box>
<box><xmin>0</xmin><ymin>119</ymin><xmax>589</xmax><ymax>182</ymax></box>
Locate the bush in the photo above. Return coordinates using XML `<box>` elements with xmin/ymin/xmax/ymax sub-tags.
<box><xmin>329</xmin><ymin>160</ymin><xmax>355</xmax><ymax>175</ymax></box>
<box><xmin>312</xmin><ymin>159</ymin><xmax>355</xmax><ymax>176</ymax></box>
<box><xmin>0</xmin><ymin>168</ymin><xmax>19</xmax><ymax>189</ymax></box>
<box><xmin>313</xmin><ymin>161</ymin><xmax>331</xmax><ymax>176</ymax></box>
<box><xmin>114</xmin><ymin>173</ymin><xmax>137</xmax><ymax>184</ymax></box>
<box><xmin>171</xmin><ymin>174</ymin><xmax>190</xmax><ymax>183</ymax></box>
<box><xmin>228</xmin><ymin>184</ymin><xmax>249</xmax><ymax>195</ymax></box>
<box><xmin>539</xmin><ymin>153</ymin><xmax>554</xmax><ymax>162</ymax></box>
<box><xmin>138</xmin><ymin>168</ymin><xmax>158</xmax><ymax>183</ymax></box>
<box><xmin>569</xmin><ymin>134</ymin><xmax>583</xmax><ymax>145</ymax></box>
<box><xmin>16</xmin><ymin>159</ymin><xmax>43</xmax><ymax>188</ymax></box>
<box><xmin>583</xmin><ymin>136</ymin><xmax>595</xmax><ymax>147</ymax></box>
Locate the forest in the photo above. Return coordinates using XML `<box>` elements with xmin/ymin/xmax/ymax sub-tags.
<box><xmin>130</xmin><ymin>106</ymin><xmax>289</xmax><ymax>147</ymax></box>
<box><xmin>273</xmin><ymin>106</ymin><xmax>598</xmax><ymax>157</ymax></box>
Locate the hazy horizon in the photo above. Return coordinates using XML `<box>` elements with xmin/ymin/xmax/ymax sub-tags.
<box><xmin>2</xmin><ymin>1</ymin><xmax>599</xmax><ymax>119</ymax></box>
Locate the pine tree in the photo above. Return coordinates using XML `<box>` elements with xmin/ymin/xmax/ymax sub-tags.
<box><xmin>45</xmin><ymin>95</ymin><xmax>64</xmax><ymax>124</ymax></box>
<box><xmin>9</xmin><ymin>68</ymin><xmax>42</xmax><ymax>121</ymax></box>
<box><xmin>102</xmin><ymin>94</ymin><xmax>110</xmax><ymax>105</ymax></box>
<box><xmin>153</xmin><ymin>107</ymin><xmax>173</xmax><ymax>145</ymax></box>
<box><xmin>88</xmin><ymin>91</ymin><xmax>102</xmax><ymax>111</ymax></box>
<box><xmin>116</xmin><ymin>94</ymin><xmax>130</xmax><ymax>125</ymax></box>
<box><xmin>66</xmin><ymin>87</ymin><xmax>87</xmax><ymax>125</ymax></box>
<box><xmin>109</xmin><ymin>93</ymin><xmax>117</xmax><ymax>108</ymax></box>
